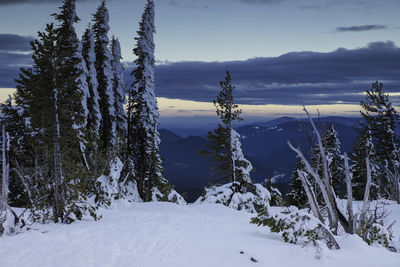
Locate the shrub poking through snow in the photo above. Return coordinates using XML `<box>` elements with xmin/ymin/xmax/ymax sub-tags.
<box><xmin>195</xmin><ymin>182</ymin><xmax>271</xmax><ymax>213</ymax></box>
<box><xmin>356</xmin><ymin>223</ymin><xmax>391</xmax><ymax>247</ymax></box>
<box><xmin>251</xmin><ymin>206</ymin><xmax>340</xmax><ymax>249</ymax></box>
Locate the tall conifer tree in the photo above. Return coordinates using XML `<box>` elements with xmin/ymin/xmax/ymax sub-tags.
<box><xmin>351</xmin><ymin>126</ymin><xmax>379</xmax><ymax>199</ymax></box>
<box><xmin>111</xmin><ymin>37</ymin><xmax>127</xmax><ymax>154</ymax></box>
<box><xmin>200</xmin><ymin>71</ymin><xmax>244</xmax><ymax>185</ymax></box>
<box><xmin>128</xmin><ymin>0</ymin><xmax>170</xmax><ymax>202</ymax></box>
<box><xmin>82</xmin><ymin>27</ymin><xmax>101</xmax><ymax>169</ymax></box>
<box><xmin>287</xmin><ymin>159</ymin><xmax>308</xmax><ymax>208</ymax></box>
<box><xmin>359</xmin><ymin>81</ymin><xmax>399</xmax><ymax>199</ymax></box>
<box><xmin>93</xmin><ymin>1</ymin><xmax>116</xmax><ymax>154</ymax></box>
<box><xmin>322</xmin><ymin>125</ymin><xmax>345</xmax><ymax>198</ymax></box>
<box><xmin>9</xmin><ymin>0</ymin><xmax>98</xmax><ymax>222</ymax></box>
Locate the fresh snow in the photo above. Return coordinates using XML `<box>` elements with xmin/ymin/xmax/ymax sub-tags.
<box><xmin>1</xmin><ymin>202</ymin><xmax>399</xmax><ymax>267</ymax></box>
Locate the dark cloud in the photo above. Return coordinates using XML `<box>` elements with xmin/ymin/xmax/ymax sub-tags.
<box><xmin>0</xmin><ymin>52</ymin><xmax>32</xmax><ymax>88</ymax></box>
<box><xmin>0</xmin><ymin>34</ymin><xmax>33</xmax><ymax>87</ymax></box>
<box><xmin>2</xmin><ymin>40</ymin><xmax>400</xmax><ymax>106</ymax></box>
<box><xmin>240</xmin><ymin>0</ymin><xmax>283</xmax><ymax>4</ymax></box>
<box><xmin>0</xmin><ymin>0</ymin><xmax>97</xmax><ymax>5</ymax></box>
<box><xmin>133</xmin><ymin>41</ymin><xmax>399</xmax><ymax>106</ymax></box>
<box><xmin>336</xmin><ymin>25</ymin><xmax>387</xmax><ymax>32</ymax></box>
<box><xmin>0</xmin><ymin>34</ymin><xmax>33</xmax><ymax>52</ymax></box>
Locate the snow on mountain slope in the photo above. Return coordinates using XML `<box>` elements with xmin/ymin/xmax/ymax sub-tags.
<box><xmin>0</xmin><ymin>202</ymin><xmax>399</xmax><ymax>267</ymax></box>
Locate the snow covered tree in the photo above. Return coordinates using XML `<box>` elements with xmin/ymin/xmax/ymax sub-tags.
<box><xmin>127</xmin><ymin>0</ymin><xmax>171</xmax><ymax>202</ymax></box>
<box><xmin>111</xmin><ymin>37</ymin><xmax>127</xmax><ymax>155</ymax></box>
<box><xmin>322</xmin><ymin>125</ymin><xmax>345</xmax><ymax>198</ymax></box>
<box><xmin>12</xmin><ymin>23</ymin><xmax>63</xmax><ymax>221</ymax></box>
<box><xmin>196</xmin><ymin>72</ymin><xmax>272</xmax><ymax>211</ymax></box>
<box><xmin>5</xmin><ymin>0</ymin><xmax>99</xmax><ymax>223</ymax></box>
<box><xmin>0</xmin><ymin>97</ymin><xmax>30</xmax><ymax>207</ymax></box>
<box><xmin>287</xmin><ymin>159</ymin><xmax>308</xmax><ymax>208</ymax></box>
<box><xmin>360</xmin><ymin>81</ymin><xmax>399</xmax><ymax>199</ymax></box>
<box><xmin>53</xmin><ymin>0</ymin><xmax>89</xmax><ymax>151</ymax></box>
<box><xmin>305</xmin><ymin>125</ymin><xmax>345</xmax><ymax>202</ymax></box>
<box><xmin>93</xmin><ymin>1</ymin><xmax>116</xmax><ymax>155</ymax></box>
<box><xmin>82</xmin><ymin>27</ymin><xmax>101</xmax><ymax>173</ymax></box>
<box><xmin>231</xmin><ymin>129</ymin><xmax>252</xmax><ymax>184</ymax></box>
<box><xmin>200</xmin><ymin>71</ymin><xmax>244</xmax><ymax>184</ymax></box>
<box><xmin>351</xmin><ymin>126</ymin><xmax>380</xmax><ymax>200</ymax></box>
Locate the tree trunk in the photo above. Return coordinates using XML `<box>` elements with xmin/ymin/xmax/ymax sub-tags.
<box><xmin>53</xmin><ymin>89</ymin><xmax>63</xmax><ymax>222</ymax></box>
<box><xmin>1</xmin><ymin>125</ymin><xmax>9</xmax><ymax>212</ymax></box>
<box><xmin>344</xmin><ymin>153</ymin><xmax>354</xmax><ymax>234</ymax></box>
<box><xmin>360</xmin><ymin>157</ymin><xmax>372</xmax><ymax>227</ymax></box>
<box><xmin>298</xmin><ymin>170</ymin><xmax>324</xmax><ymax>222</ymax></box>
<box><xmin>303</xmin><ymin>107</ymin><xmax>339</xmax><ymax>234</ymax></box>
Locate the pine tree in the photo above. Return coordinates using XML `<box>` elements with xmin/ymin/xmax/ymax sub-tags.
<box><xmin>322</xmin><ymin>125</ymin><xmax>345</xmax><ymax>198</ymax></box>
<box><xmin>8</xmin><ymin>0</ymin><xmax>98</xmax><ymax>223</ymax></box>
<box><xmin>0</xmin><ymin>97</ymin><xmax>30</xmax><ymax>207</ymax></box>
<box><xmin>128</xmin><ymin>0</ymin><xmax>170</xmax><ymax>202</ymax></box>
<box><xmin>360</xmin><ymin>81</ymin><xmax>399</xmax><ymax>199</ymax></box>
<box><xmin>82</xmin><ymin>26</ymin><xmax>101</xmax><ymax>172</ymax></box>
<box><xmin>111</xmin><ymin>37</ymin><xmax>127</xmax><ymax>155</ymax></box>
<box><xmin>287</xmin><ymin>159</ymin><xmax>308</xmax><ymax>208</ymax></box>
<box><xmin>351</xmin><ymin>126</ymin><xmax>380</xmax><ymax>200</ymax></box>
<box><xmin>13</xmin><ymin>23</ymin><xmax>64</xmax><ymax>221</ymax></box>
<box><xmin>200</xmin><ymin>71</ymin><xmax>248</xmax><ymax>187</ymax></box>
<box><xmin>93</xmin><ymin>1</ymin><xmax>116</xmax><ymax>154</ymax></box>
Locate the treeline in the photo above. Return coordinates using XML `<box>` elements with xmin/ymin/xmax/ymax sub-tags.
<box><xmin>0</xmin><ymin>0</ymin><xmax>181</xmax><ymax>228</ymax></box>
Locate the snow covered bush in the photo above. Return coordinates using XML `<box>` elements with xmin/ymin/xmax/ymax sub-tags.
<box><xmin>195</xmin><ymin>182</ymin><xmax>271</xmax><ymax>213</ymax></box>
<box><xmin>0</xmin><ymin>208</ymin><xmax>30</xmax><ymax>237</ymax></box>
<box><xmin>251</xmin><ymin>206</ymin><xmax>339</xmax><ymax>249</ymax></box>
<box><xmin>353</xmin><ymin>201</ymin><xmax>395</xmax><ymax>248</ymax></box>
<box><xmin>152</xmin><ymin>187</ymin><xmax>187</xmax><ymax>206</ymax></box>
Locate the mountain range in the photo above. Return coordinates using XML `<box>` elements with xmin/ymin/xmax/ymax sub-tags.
<box><xmin>160</xmin><ymin>116</ymin><xmax>363</xmax><ymax>202</ymax></box>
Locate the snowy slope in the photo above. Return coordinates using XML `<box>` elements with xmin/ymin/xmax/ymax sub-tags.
<box><xmin>0</xmin><ymin>202</ymin><xmax>400</xmax><ymax>267</ymax></box>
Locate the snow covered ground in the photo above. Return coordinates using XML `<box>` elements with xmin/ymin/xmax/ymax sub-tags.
<box><xmin>0</xmin><ymin>202</ymin><xmax>400</xmax><ymax>267</ymax></box>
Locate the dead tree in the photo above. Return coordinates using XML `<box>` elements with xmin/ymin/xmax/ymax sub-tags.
<box><xmin>288</xmin><ymin>107</ymin><xmax>375</xmax><ymax>235</ymax></box>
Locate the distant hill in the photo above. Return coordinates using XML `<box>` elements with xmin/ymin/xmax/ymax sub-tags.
<box><xmin>160</xmin><ymin>116</ymin><xmax>360</xmax><ymax>202</ymax></box>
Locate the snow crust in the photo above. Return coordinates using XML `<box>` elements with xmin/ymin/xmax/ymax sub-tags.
<box><xmin>1</xmin><ymin>202</ymin><xmax>399</xmax><ymax>267</ymax></box>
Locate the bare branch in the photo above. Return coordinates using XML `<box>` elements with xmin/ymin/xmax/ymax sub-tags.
<box><xmin>344</xmin><ymin>153</ymin><xmax>354</xmax><ymax>234</ymax></box>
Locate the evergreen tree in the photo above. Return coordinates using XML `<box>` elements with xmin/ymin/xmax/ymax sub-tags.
<box><xmin>351</xmin><ymin>126</ymin><xmax>380</xmax><ymax>200</ymax></box>
<box><xmin>231</xmin><ymin>129</ymin><xmax>252</xmax><ymax>184</ymax></box>
<box><xmin>200</xmin><ymin>71</ymin><xmax>244</xmax><ymax>185</ymax></box>
<box><xmin>322</xmin><ymin>125</ymin><xmax>345</xmax><ymax>198</ymax></box>
<box><xmin>111</xmin><ymin>37</ymin><xmax>127</xmax><ymax>155</ymax></box>
<box><xmin>287</xmin><ymin>159</ymin><xmax>308</xmax><ymax>208</ymax></box>
<box><xmin>0</xmin><ymin>97</ymin><xmax>30</xmax><ymax>207</ymax></box>
<box><xmin>52</xmin><ymin>0</ymin><xmax>91</xmax><ymax>172</ymax></box>
<box><xmin>14</xmin><ymin>23</ymin><xmax>64</xmax><ymax>221</ymax></box>
<box><xmin>93</xmin><ymin>1</ymin><xmax>116</xmax><ymax>154</ymax></box>
<box><xmin>82</xmin><ymin>27</ymin><xmax>101</xmax><ymax>172</ymax></box>
<box><xmin>300</xmin><ymin>124</ymin><xmax>345</xmax><ymax>203</ymax></box>
<box><xmin>360</xmin><ymin>81</ymin><xmax>399</xmax><ymax>199</ymax></box>
<box><xmin>128</xmin><ymin>0</ymin><xmax>170</xmax><ymax>202</ymax></box>
<box><xmin>9</xmin><ymin>0</ymin><xmax>98</xmax><ymax>223</ymax></box>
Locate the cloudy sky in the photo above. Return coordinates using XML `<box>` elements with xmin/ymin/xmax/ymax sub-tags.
<box><xmin>0</xmin><ymin>0</ymin><xmax>399</xmax><ymax>124</ymax></box>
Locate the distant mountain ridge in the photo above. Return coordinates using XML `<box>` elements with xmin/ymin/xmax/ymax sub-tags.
<box><xmin>160</xmin><ymin>116</ymin><xmax>361</xmax><ymax>202</ymax></box>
